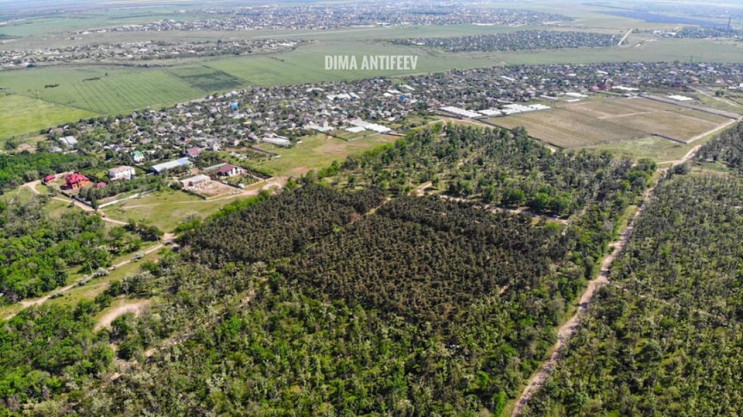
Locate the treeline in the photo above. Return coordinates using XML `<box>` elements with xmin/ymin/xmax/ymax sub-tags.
<box><xmin>0</xmin><ymin>152</ymin><xmax>97</xmax><ymax>191</ymax></box>
<box><xmin>0</xmin><ymin>299</ymin><xmax>117</xmax><ymax>410</ymax></box>
<box><xmin>696</xmin><ymin>121</ymin><xmax>743</xmax><ymax>173</ymax></box>
<box><xmin>523</xmin><ymin>175</ymin><xmax>743</xmax><ymax>416</ymax></box>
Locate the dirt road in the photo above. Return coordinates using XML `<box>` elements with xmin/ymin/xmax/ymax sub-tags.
<box><xmin>3</xmin><ymin>239</ymin><xmax>168</xmax><ymax>321</ymax></box>
<box><xmin>511</xmin><ymin>150</ymin><xmax>700</xmax><ymax>416</ymax></box>
<box><xmin>94</xmin><ymin>300</ymin><xmax>150</xmax><ymax>331</ymax></box>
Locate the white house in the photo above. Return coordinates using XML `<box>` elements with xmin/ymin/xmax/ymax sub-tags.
<box><xmin>108</xmin><ymin>166</ymin><xmax>136</xmax><ymax>181</ymax></box>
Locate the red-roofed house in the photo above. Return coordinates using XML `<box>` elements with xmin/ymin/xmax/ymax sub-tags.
<box><xmin>43</xmin><ymin>174</ymin><xmax>56</xmax><ymax>184</ymax></box>
<box><xmin>96</xmin><ymin>182</ymin><xmax>107</xmax><ymax>188</ymax></box>
<box><xmin>185</xmin><ymin>147</ymin><xmax>202</xmax><ymax>158</ymax></box>
<box><xmin>216</xmin><ymin>164</ymin><xmax>246</xmax><ymax>178</ymax></box>
<box><xmin>65</xmin><ymin>173</ymin><xmax>90</xmax><ymax>190</ymax></box>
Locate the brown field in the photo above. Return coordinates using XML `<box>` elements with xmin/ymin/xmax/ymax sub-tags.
<box><xmin>490</xmin><ymin>97</ymin><xmax>732</xmax><ymax>148</ymax></box>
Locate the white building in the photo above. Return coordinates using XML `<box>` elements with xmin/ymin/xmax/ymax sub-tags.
<box><xmin>262</xmin><ymin>135</ymin><xmax>291</xmax><ymax>147</ymax></box>
<box><xmin>108</xmin><ymin>165</ymin><xmax>136</xmax><ymax>181</ymax></box>
<box><xmin>180</xmin><ymin>174</ymin><xmax>210</xmax><ymax>188</ymax></box>
<box><xmin>349</xmin><ymin>119</ymin><xmax>391</xmax><ymax>133</ymax></box>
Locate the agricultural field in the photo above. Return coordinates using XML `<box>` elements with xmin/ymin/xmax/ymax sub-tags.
<box><xmin>2</xmin><ymin>67</ymin><xmax>205</xmax><ymax>114</ymax></box>
<box><xmin>252</xmin><ymin>132</ymin><xmax>398</xmax><ymax>177</ymax></box>
<box><xmin>166</xmin><ymin>65</ymin><xmax>244</xmax><ymax>92</ymax></box>
<box><xmin>491</xmin><ymin>107</ymin><xmax>643</xmax><ymax>147</ymax></box>
<box><xmin>0</xmin><ymin>94</ymin><xmax>96</xmax><ymax>141</ymax></box>
<box><xmin>492</xmin><ymin>97</ymin><xmax>734</xmax><ymax>148</ymax></box>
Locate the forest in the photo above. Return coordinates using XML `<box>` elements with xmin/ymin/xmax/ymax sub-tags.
<box><xmin>0</xmin><ymin>126</ymin><xmax>656</xmax><ymax>415</ymax></box>
<box><xmin>0</xmin><ymin>195</ymin><xmax>153</xmax><ymax>303</ymax></box>
<box><xmin>333</xmin><ymin>124</ymin><xmax>652</xmax><ymax>218</ymax></box>
<box><xmin>696</xmin><ymin>122</ymin><xmax>743</xmax><ymax>173</ymax></box>
<box><xmin>522</xmin><ymin>174</ymin><xmax>743</xmax><ymax>416</ymax></box>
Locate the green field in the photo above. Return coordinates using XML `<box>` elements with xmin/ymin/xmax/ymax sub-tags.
<box><xmin>2</xmin><ymin>67</ymin><xmax>205</xmax><ymax>114</ymax></box>
<box><xmin>103</xmin><ymin>189</ymin><xmax>238</xmax><ymax>232</ymax></box>
<box><xmin>253</xmin><ymin>133</ymin><xmax>398</xmax><ymax>177</ymax></box>
<box><xmin>583</xmin><ymin>136</ymin><xmax>693</xmax><ymax>162</ymax></box>
<box><xmin>0</xmin><ymin>94</ymin><xmax>96</xmax><ymax>140</ymax></box>
<box><xmin>166</xmin><ymin>65</ymin><xmax>245</xmax><ymax>91</ymax></box>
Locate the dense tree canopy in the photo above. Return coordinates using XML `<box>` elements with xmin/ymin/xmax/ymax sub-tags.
<box><xmin>0</xmin><ymin>126</ymin><xmax>656</xmax><ymax>415</ymax></box>
<box><xmin>523</xmin><ymin>174</ymin><xmax>743</xmax><ymax>416</ymax></box>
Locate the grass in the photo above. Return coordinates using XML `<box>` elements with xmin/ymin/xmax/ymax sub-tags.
<box><xmin>104</xmin><ymin>188</ymin><xmax>240</xmax><ymax>232</ymax></box>
<box><xmin>48</xmin><ymin>247</ymin><xmax>162</xmax><ymax>308</ymax></box>
<box><xmin>2</xmin><ymin>67</ymin><xmax>205</xmax><ymax>114</ymax></box>
<box><xmin>166</xmin><ymin>65</ymin><xmax>244</xmax><ymax>91</ymax></box>
<box><xmin>492</xmin><ymin>108</ymin><xmax>642</xmax><ymax>147</ymax></box>
<box><xmin>582</xmin><ymin>136</ymin><xmax>692</xmax><ymax>162</ymax></box>
<box><xmin>0</xmin><ymin>94</ymin><xmax>96</xmax><ymax>140</ymax></box>
<box><xmin>252</xmin><ymin>133</ymin><xmax>398</xmax><ymax>177</ymax></box>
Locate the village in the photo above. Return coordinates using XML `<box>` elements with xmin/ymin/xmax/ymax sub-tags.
<box><xmin>0</xmin><ymin>39</ymin><xmax>302</xmax><ymax>68</ymax></box>
<box><xmin>395</xmin><ymin>30</ymin><xmax>618</xmax><ymax>52</ymax></box>
<box><xmin>78</xmin><ymin>3</ymin><xmax>571</xmax><ymax>33</ymax></box>
<box><xmin>31</xmin><ymin>60</ymin><xmax>743</xmax><ymax>213</ymax></box>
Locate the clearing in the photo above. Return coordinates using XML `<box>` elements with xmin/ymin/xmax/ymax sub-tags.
<box><xmin>252</xmin><ymin>133</ymin><xmax>398</xmax><ymax>177</ymax></box>
<box><xmin>94</xmin><ymin>299</ymin><xmax>151</xmax><ymax>331</ymax></box>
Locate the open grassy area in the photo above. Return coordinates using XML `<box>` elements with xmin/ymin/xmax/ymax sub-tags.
<box><xmin>253</xmin><ymin>133</ymin><xmax>398</xmax><ymax>177</ymax></box>
<box><xmin>103</xmin><ymin>189</ymin><xmax>238</xmax><ymax>232</ymax></box>
<box><xmin>0</xmin><ymin>94</ymin><xmax>96</xmax><ymax>140</ymax></box>
<box><xmin>582</xmin><ymin>136</ymin><xmax>693</xmax><ymax>162</ymax></box>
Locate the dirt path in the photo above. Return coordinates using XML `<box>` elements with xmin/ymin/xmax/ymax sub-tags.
<box><xmin>510</xmin><ymin>188</ymin><xmax>649</xmax><ymax>415</ymax></box>
<box><xmin>24</xmin><ymin>180</ymin><xmax>42</xmax><ymax>195</ymax></box>
<box><xmin>657</xmin><ymin>144</ymin><xmax>701</xmax><ymax>166</ymax></box>
<box><xmin>685</xmin><ymin>118</ymin><xmax>738</xmax><ymax>144</ymax></box>
<box><xmin>3</xmin><ymin>239</ymin><xmax>169</xmax><ymax>321</ymax></box>
<box><xmin>94</xmin><ymin>300</ymin><xmax>150</xmax><ymax>331</ymax></box>
<box><xmin>511</xmin><ymin>150</ymin><xmax>700</xmax><ymax>416</ymax></box>
<box><xmin>21</xmin><ymin>178</ymin><xmax>130</xmax><ymax>226</ymax></box>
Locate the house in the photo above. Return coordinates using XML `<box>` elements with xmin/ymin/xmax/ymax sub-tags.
<box><xmin>131</xmin><ymin>151</ymin><xmax>145</xmax><ymax>163</ymax></box>
<box><xmin>180</xmin><ymin>174</ymin><xmax>210</xmax><ymax>188</ymax></box>
<box><xmin>65</xmin><ymin>173</ymin><xmax>90</xmax><ymax>190</ymax></box>
<box><xmin>43</xmin><ymin>174</ymin><xmax>56</xmax><ymax>184</ymax></box>
<box><xmin>185</xmin><ymin>147</ymin><xmax>202</xmax><ymax>158</ymax></box>
<box><xmin>216</xmin><ymin>164</ymin><xmax>246</xmax><ymax>178</ymax></box>
<box><xmin>96</xmin><ymin>182</ymin><xmax>107</xmax><ymax>188</ymax></box>
<box><xmin>109</xmin><ymin>165</ymin><xmax>136</xmax><ymax>181</ymax></box>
